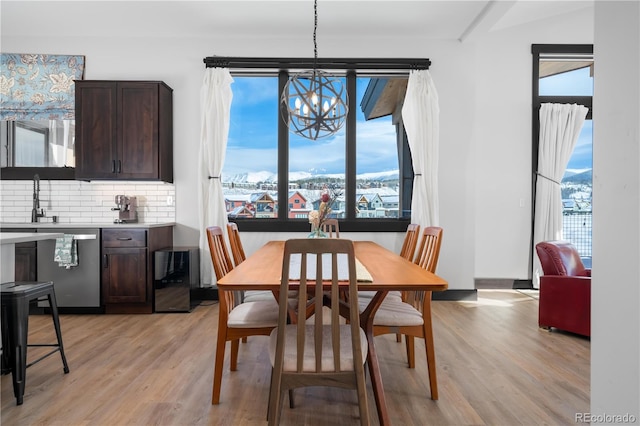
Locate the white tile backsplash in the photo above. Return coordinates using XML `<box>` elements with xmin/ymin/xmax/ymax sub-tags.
<box><xmin>0</xmin><ymin>180</ymin><xmax>175</xmax><ymax>224</ymax></box>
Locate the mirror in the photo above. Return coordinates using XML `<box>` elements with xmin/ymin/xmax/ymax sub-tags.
<box><xmin>1</xmin><ymin>120</ymin><xmax>76</xmax><ymax>180</ymax></box>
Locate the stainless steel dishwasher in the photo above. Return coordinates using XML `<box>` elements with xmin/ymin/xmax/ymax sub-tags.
<box><xmin>36</xmin><ymin>228</ymin><xmax>100</xmax><ymax>309</ymax></box>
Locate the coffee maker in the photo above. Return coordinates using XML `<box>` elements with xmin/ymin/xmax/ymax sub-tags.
<box><xmin>112</xmin><ymin>195</ymin><xmax>138</xmax><ymax>223</ymax></box>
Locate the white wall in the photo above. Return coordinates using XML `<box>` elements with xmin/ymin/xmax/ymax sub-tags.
<box><xmin>592</xmin><ymin>0</ymin><xmax>640</xmax><ymax>418</ymax></box>
<box><xmin>472</xmin><ymin>7</ymin><xmax>594</xmax><ymax>279</ymax></box>
<box><xmin>0</xmin><ymin>5</ymin><xmax>593</xmax><ymax>291</ymax></box>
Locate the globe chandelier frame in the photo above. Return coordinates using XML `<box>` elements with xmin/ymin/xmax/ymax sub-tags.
<box><xmin>281</xmin><ymin>0</ymin><xmax>348</xmax><ymax>140</ymax></box>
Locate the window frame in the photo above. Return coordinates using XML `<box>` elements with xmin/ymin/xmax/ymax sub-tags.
<box><xmin>229</xmin><ymin>69</ymin><xmax>413</xmax><ymax>233</ymax></box>
<box><xmin>532</xmin><ymin>44</ymin><xmax>593</xmax><ymax>177</ymax></box>
<box><xmin>530</xmin><ymin>44</ymin><xmax>593</xmax><ymax>265</ymax></box>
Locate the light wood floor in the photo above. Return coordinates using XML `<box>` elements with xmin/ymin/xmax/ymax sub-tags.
<box><xmin>1</xmin><ymin>290</ymin><xmax>589</xmax><ymax>425</ymax></box>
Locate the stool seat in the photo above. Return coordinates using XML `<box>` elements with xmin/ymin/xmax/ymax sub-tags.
<box><xmin>1</xmin><ymin>281</ymin><xmax>69</xmax><ymax>405</ymax></box>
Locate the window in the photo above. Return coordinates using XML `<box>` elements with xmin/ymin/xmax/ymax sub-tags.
<box><xmin>1</xmin><ymin>120</ymin><xmax>76</xmax><ymax>179</ymax></box>
<box><xmin>356</xmin><ymin>77</ymin><xmax>401</xmax><ymax>219</ymax></box>
<box><xmin>1</xmin><ymin>53</ymin><xmax>83</xmax><ymax>180</ymax></box>
<box><xmin>223</xmin><ymin>69</ymin><xmax>415</xmax><ymax>232</ymax></box>
<box><xmin>532</xmin><ymin>45</ymin><xmax>593</xmax><ymax>262</ymax></box>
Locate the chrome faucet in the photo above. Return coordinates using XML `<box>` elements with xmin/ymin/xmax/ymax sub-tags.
<box><xmin>31</xmin><ymin>174</ymin><xmax>45</xmax><ymax>222</ymax></box>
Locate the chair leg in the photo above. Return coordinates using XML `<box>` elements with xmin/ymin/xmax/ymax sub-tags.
<box><xmin>266</xmin><ymin>368</ymin><xmax>273</xmax><ymax>421</ymax></box>
<box><xmin>47</xmin><ymin>292</ymin><xmax>69</xmax><ymax>374</ymax></box>
<box><xmin>405</xmin><ymin>335</ymin><xmax>416</xmax><ymax>368</ymax></box>
<box><xmin>230</xmin><ymin>339</ymin><xmax>240</xmax><ymax>371</ymax></box>
<box><xmin>355</xmin><ymin>363</ymin><xmax>371</xmax><ymax>425</ymax></box>
<box><xmin>211</xmin><ymin>327</ymin><xmax>228</xmax><ymax>404</ymax></box>
<box><xmin>8</xmin><ymin>300</ymin><xmax>29</xmax><ymax>405</ymax></box>
<box><xmin>268</xmin><ymin>373</ymin><xmax>284</xmax><ymax>426</ymax></box>
<box><xmin>422</xmin><ymin>296</ymin><xmax>438</xmax><ymax>400</ymax></box>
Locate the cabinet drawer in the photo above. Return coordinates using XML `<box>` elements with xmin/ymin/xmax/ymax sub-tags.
<box><xmin>102</xmin><ymin>229</ymin><xmax>146</xmax><ymax>247</ymax></box>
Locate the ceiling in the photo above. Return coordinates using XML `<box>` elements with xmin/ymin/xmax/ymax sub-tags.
<box><xmin>2</xmin><ymin>1</ymin><xmax>593</xmax><ymax>41</ymax></box>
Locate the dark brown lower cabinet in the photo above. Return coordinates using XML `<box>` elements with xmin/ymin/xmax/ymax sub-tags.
<box><xmin>14</xmin><ymin>242</ymin><xmax>37</xmax><ymax>282</ymax></box>
<box><xmin>101</xmin><ymin>226</ymin><xmax>172</xmax><ymax>314</ymax></box>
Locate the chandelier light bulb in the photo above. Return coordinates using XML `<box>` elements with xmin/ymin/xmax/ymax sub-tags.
<box><xmin>281</xmin><ymin>70</ymin><xmax>348</xmax><ymax>140</ymax></box>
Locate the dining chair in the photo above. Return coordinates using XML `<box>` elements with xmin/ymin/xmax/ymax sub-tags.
<box><xmin>268</xmin><ymin>239</ymin><xmax>370</xmax><ymax>425</ymax></box>
<box><xmin>226</xmin><ymin>222</ymin><xmax>246</xmax><ymax>266</ymax></box>
<box><xmin>321</xmin><ymin>218</ymin><xmax>340</xmax><ymax>238</ymax></box>
<box><xmin>227</xmin><ymin>222</ymin><xmax>305</xmax><ymax>327</ymax></box>
<box><xmin>399</xmin><ymin>223</ymin><xmax>421</xmax><ymax>261</ymax></box>
<box><xmin>206</xmin><ymin>226</ymin><xmax>279</xmax><ymax>405</ymax></box>
<box><xmin>227</xmin><ymin>223</ymin><xmax>273</xmax><ymax>303</ymax></box>
<box><xmin>358</xmin><ymin>223</ymin><xmax>420</xmax><ymax>305</ymax></box>
<box><xmin>359</xmin><ymin>226</ymin><xmax>443</xmax><ymax>400</ymax></box>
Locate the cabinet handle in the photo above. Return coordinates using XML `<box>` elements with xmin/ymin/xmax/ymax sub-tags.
<box><xmin>103</xmin><ymin>254</ymin><xmax>108</xmax><ymax>268</ymax></box>
<box><xmin>116</xmin><ymin>237</ymin><xmax>132</xmax><ymax>241</ymax></box>
<box><xmin>117</xmin><ymin>160</ymin><xmax>122</xmax><ymax>173</ymax></box>
<box><xmin>111</xmin><ymin>160</ymin><xmax>116</xmax><ymax>173</ymax></box>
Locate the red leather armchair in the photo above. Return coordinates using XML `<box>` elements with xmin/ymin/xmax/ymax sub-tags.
<box><xmin>535</xmin><ymin>241</ymin><xmax>591</xmax><ymax>337</ymax></box>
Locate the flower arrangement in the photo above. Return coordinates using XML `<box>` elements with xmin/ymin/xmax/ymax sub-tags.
<box><xmin>308</xmin><ymin>188</ymin><xmax>341</xmax><ymax>238</ymax></box>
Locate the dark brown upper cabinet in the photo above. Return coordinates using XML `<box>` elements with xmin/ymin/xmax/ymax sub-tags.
<box><xmin>75</xmin><ymin>81</ymin><xmax>173</xmax><ymax>182</ymax></box>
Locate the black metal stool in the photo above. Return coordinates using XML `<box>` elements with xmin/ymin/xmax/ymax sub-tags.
<box><xmin>1</xmin><ymin>281</ymin><xmax>70</xmax><ymax>405</ymax></box>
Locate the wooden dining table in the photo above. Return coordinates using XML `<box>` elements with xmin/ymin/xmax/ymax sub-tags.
<box><xmin>217</xmin><ymin>239</ymin><xmax>448</xmax><ymax>425</ymax></box>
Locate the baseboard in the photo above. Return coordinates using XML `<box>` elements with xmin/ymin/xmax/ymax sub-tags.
<box><xmin>192</xmin><ymin>286</ymin><xmax>218</xmax><ymax>301</ymax></box>
<box><xmin>432</xmin><ymin>289</ymin><xmax>477</xmax><ymax>301</ymax></box>
<box><xmin>475</xmin><ymin>278</ymin><xmax>534</xmax><ymax>290</ymax></box>
<box><xmin>513</xmin><ymin>279</ymin><xmax>534</xmax><ymax>289</ymax></box>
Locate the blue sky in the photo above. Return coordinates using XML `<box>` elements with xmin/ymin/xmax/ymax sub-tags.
<box><xmin>223</xmin><ymin>68</ymin><xmax>593</xmax><ymax>177</ymax></box>
<box><xmin>224</xmin><ymin>76</ymin><xmax>397</xmax><ymax>178</ymax></box>
<box><xmin>539</xmin><ymin>66</ymin><xmax>593</xmax><ymax>171</ymax></box>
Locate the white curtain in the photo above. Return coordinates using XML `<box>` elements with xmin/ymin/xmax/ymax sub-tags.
<box><xmin>199</xmin><ymin>68</ymin><xmax>233</xmax><ymax>285</ymax></box>
<box><xmin>533</xmin><ymin>103</ymin><xmax>588</xmax><ymax>284</ymax></box>
<box><xmin>401</xmin><ymin>69</ymin><xmax>440</xmax><ymax>228</ymax></box>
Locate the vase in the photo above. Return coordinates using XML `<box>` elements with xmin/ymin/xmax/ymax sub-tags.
<box><xmin>308</xmin><ymin>225</ymin><xmax>328</xmax><ymax>239</ymax></box>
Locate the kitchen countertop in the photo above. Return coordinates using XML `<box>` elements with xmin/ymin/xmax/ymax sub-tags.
<box><xmin>0</xmin><ymin>222</ymin><xmax>176</xmax><ymax>229</ymax></box>
<box><xmin>0</xmin><ymin>232</ymin><xmax>65</xmax><ymax>245</ymax></box>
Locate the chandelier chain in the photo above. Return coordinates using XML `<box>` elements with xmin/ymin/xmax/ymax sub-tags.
<box><xmin>313</xmin><ymin>0</ymin><xmax>318</xmax><ymax>69</ymax></box>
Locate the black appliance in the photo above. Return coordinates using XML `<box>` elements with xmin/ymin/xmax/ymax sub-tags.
<box><xmin>154</xmin><ymin>247</ymin><xmax>200</xmax><ymax>312</ymax></box>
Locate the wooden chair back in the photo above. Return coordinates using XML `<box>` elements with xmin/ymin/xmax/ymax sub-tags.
<box><xmin>206</xmin><ymin>226</ymin><xmax>233</xmax><ymax>280</ymax></box>
<box><xmin>206</xmin><ymin>226</ymin><xmax>237</xmax><ymax>312</ymax></box>
<box><xmin>405</xmin><ymin>226</ymin><xmax>443</xmax><ymax>313</ymax></box>
<box><xmin>399</xmin><ymin>223</ymin><xmax>421</xmax><ymax>261</ymax></box>
<box><xmin>321</xmin><ymin>218</ymin><xmax>340</xmax><ymax>238</ymax></box>
<box><xmin>414</xmin><ymin>226</ymin><xmax>443</xmax><ymax>273</ymax></box>
<box><xmin>268</xmin><ymin>238</ymin><xmax>370</xmax><ymax>425</ymax></box>
<box><xmin>226</xmin><ymin>223</ymin><xmax>246</xmax><ymax>266</ymax></box>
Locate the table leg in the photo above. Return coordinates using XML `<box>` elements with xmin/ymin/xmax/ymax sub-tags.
<box><xmin>359</xmin><ymin>290</ymin><xmax>390</xmax><ymax>426</ymax></box>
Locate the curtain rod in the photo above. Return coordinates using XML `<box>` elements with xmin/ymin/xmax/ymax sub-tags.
<box><xmin>203</xmin><ymin>56</ymin><xmax>431</xmax><ymax>70</ymax></box>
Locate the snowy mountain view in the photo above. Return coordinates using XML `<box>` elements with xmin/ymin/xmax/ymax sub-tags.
<box><xmin>222</xmin><ymin>169</ymin><xmax>399</xmax><ymax>184</ymax></box>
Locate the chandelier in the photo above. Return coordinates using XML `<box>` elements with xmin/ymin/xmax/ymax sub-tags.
<box><xmin>281</xmin><ymin>0</ymin><xmax>348</xmax><ymax>140</ymax></box>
